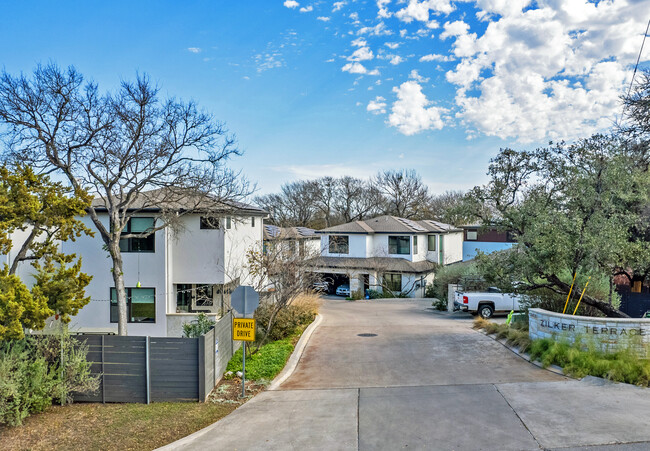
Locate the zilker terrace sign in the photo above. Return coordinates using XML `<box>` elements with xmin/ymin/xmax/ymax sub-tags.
<box><xmin>529</xmin><ymin>308</ymin><xmax>650</xmax><ymax>354</ymax></box>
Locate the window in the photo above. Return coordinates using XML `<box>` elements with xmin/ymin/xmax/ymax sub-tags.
<box><xmin>110</xmin><ymin>287</ymin><xmax>155</xmax><ymax>323</ymax></box>
<box><xmin>200</xmin><ymin>217</ymin><xmax>220</xmax><ymax>230</ymax></box>
<box><xmin>251</xmin><ymin>216</ymin><xmax>255</xmax><ymax>227</ymax></box>
<box><xmin>506</xmin><ymin>231</ymin><xmax>517</xmax><ymax>242</ymax></box>
<box><xmin>466</xmin><ymin>230</ymin><xmax>478</xmax><ymax>241</ymax></box>
<box><xmin>388</xmin><ymin>236</ymin><xmax>410</xmax><ymax>255</ymax></box>
<box><xmin>226</xmin><ymin>217</ymin><xmax>232</xmax><ymax>229</ymax></box>
<box><xmin>427</xmin><ymin>235</ymin><xmax>436</xmax><ymax>251</ymax></box>
<box><xmin>383</xmin><ymin>273</ymin><xmax>402</xmax><ymax>293</ymax></box>
<box><xmin>329</xmin><ymin>235</ymin><xmax>349</xmax><ymax>254</ymax></box>
<box><xmin>119</xmin><ymin>217</ymin><xmax>155</xmax><ymax>252</ymax></box>
<box><xmin>176</xmin><ymin>284</ymin><xmax>215</xmax><ymax>313</ymax></box>
<box><xmin>413</xmin><ymin>236</ymin><xmax>418</xmax><ymax>254</ymax></box>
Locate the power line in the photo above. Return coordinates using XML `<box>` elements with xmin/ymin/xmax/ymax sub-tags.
<box><xmin>626</xmin><ymin>17</ymin><xmax>650</xmax><ymax>100</ymax></box>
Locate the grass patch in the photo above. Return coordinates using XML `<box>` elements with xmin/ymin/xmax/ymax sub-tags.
<box><xmin>226</xmin><ymin>325</ymin><xmax>307</xmax><ymax>381</ymax></box>
<box><xmin>529</xmin><ymin>339</ymin><xmax>650</xmax><ymax>386</ymax></box>
<box><xmin>473</xmin><ymin>318</ymin><xmax>532</xmax><ymax>353</ymax></box>
<box><xmin>0</xmin><ymin>401</ymin><xmax>236</xmax><ymax>451</ymax></box>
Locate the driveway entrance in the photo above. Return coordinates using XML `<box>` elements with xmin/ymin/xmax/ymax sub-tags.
<box><xmin>161</xmin><ymin>299</ymin><xmax>650</xmax><ymax>451</ymax></box>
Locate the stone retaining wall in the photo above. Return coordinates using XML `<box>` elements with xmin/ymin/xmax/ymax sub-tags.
<box><xmin>528</xmin><ymin>308</ymin><xmax>650</xmax><ymax>355</ymax></box>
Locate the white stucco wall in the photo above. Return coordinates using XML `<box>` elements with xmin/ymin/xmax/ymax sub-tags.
<box><xmin>223</xmin><ymin>215</ymin><xmax>264</xmax><ymax>286</ymax></box>
<box><xmin>321</xmin><ymin>234</ymin><xmax>366</xmax><ymax>258</ymax></box>
<box><xmin>62</xmin><ymin>214</ymin><xmax>168</xmax><ymax>337</ymax></box>
<box><xmin>442</xmin><ymin>231</ymin><xmax>463</xmax><ymax>265</ymax></box>
<box><xmin>171</xmin><ymin>215</ymin><xmax>225</xmax><ymax>285</ymax></box>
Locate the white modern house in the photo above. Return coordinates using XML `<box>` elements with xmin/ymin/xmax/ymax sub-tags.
<box><xmin>312</xmin><ymin>215</ymin><xmax>463</xmax><ymax>297</ymax></box>
<box><xmin>263</xmin><ymin>225</ymin><xmax>321</xmax><ymax>257</ymax></box>
<box><xmin>56</xmin><ymin>193</ymin><xmax>268</xmax><ymax>337</ymax></box>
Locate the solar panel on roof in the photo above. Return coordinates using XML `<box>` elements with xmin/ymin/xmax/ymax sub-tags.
<box><xmin>396</xmin><ymin>217</ymin><xmax>427</xmax><ymax>232</ymax></box>
<box><xmin>264</xmin><ymin>225</ymin><xmax>281</xmax><ymax>237</ymax></box>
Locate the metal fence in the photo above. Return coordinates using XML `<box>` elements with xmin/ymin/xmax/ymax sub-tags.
<box><xmin>74</xmin><ymin>311</ymin><xmax>241</xmax><ymax>403</ymax></box>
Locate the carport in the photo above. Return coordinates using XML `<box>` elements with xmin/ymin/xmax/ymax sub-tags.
<box><xmin>316</xmin><ymin>272</ymin><xmax>349</xmax><ymax>294</ymax></box>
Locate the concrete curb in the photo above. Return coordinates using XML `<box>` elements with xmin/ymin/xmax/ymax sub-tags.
<box><xmin>477</xmin><ymin>328</ymin><xmax>571</xmax><ymax>379</ymax></box>
<box><xmin>268</xmin><ymin>313</ymin><xmax>323</xmax><ymax>391</ymax></box>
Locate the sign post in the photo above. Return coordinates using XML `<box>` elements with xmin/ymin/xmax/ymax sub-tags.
<box><xmin>231</xmin><ymin>286</ymin><xmax>260</xmax><ymax>398</ymax></box>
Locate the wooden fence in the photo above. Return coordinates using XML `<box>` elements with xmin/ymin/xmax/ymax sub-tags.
<box><xmin>74</xmin><ymin>311</ymin><xmax>240</xmax><ymax>403</ymax></box>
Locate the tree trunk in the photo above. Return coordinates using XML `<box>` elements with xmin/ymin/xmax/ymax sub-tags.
<box><xmin>547</xmin><ymin>274</ymin><xmax>629</xmax><ymax>318</ymax></box>
<box><xmin>109</xmin><ymin>241</ymin><xmax>129</xmax><ymax>336</ymax></box>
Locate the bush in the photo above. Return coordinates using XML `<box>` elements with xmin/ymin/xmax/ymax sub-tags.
<box><xmin>429</xmin><ymin>262</ymin><xmax>479</xmax><ymax>300</ymax></box>
<box><xmin>254</xmin><ymin>294</ymin><xmax>320</xmax><ymax>342</ymax></box>
<box><xmin>0</xmin><ymin>332</ymin><xmax>99</xmax><ymax>426</ymax></box>
<box><xmin>226</xmin><ymin>337</ymin><xmax>295</xmax><ymax>381</ymax></box>
<box><xmin>473</xmin><ymin>318</ymin><xmax>532</xmax><ymax>353</ymax></box>
<box><xmin>182</xmin><ymin>313</ymin><xmax>216</xmax><ymax>338</ymax></box>
<box><xmin>431</xmin><ymin>297</ymin><xmax>447</xmax><ymax>311</ymax></box>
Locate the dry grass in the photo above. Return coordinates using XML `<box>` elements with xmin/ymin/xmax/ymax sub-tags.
<box><xmin>473</xmin><ymin>318</ymin><xmax>532</xmax><ymax>353</ymax></box>
<box><xmin>291</xmin><ymin>292</ymin><xmax>322</xmax><ymax>315</ymax></box>
<box><xmin>0</xmin><ymin>401</ymin><xmax>237</xmax><ymax>451</ymax></box>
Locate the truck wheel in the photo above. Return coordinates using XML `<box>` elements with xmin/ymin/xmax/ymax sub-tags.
<box><xmin>478</xmin><ymin>304</ymin><xmax>494</xmax><ymax>319</ymax></box>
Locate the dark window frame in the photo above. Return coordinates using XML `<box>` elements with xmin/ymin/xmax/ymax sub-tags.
<box><xmin>200</xmin><ymin>216</ymin><xmax>221</xmax><ymax>230</ymax></box>
<box><xmin>427</xmin><ymin>235</ymin><xmax>436</xmax><ymax>251</ymax></box>
<box><xmin>413</xmin><ymin>236</ymin><xmax>418</xmax><ymax>254</ymax></box>
<box><xmin>383</xmin><ymin>273</ymin><xmax>402</xmax><ymax>292</ymax></box>
<box><xmin>118</xmin><ymin>217</ymin><xmax>155</xmax><ymax>253</ymax></box>
<box><xmin>388</xmin><ymin>236</ymin><xmax>410</xmax><ymax>255</ymax></box>
<box><xmin>329</xmin><ymin>235</ymin><xmax>349</xmax><ymax>254</ymax></box>
<box><xmin>466</xmin><ymin>229</ymin><xmax>478</xmax><ymax>241</ymax></box>
<box><xmin>110</xmin><ymin>287</ymin><xmax>156</xmax><ymax>323</ymax></box>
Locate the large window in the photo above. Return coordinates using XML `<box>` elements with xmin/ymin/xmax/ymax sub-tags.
<box><xmin>383</xmin><ymin>273</ymin><xmax>402</xmax><ymax>293</ymax></box>
<box><xmin>176</xmin><ymin>284</ymin><xmax>214</xmax><ymax>313</ymax></box>
<box><xmin>110</xmin><ymin>287</ymin><xmax>155</xmax><ymax>323</ymax></box>
<box><xmin>329</xmin><ymin>235</ymin><xmax>349</xmax><ymax>254</ymax></box>
<box><xmin>119</xmin><ymin>217</ymin><xmax>155</xmax><ymax>252</ymax></box>
<box><xmin>427</xmin><ymin>235</ymin><xmax>436</xmax><ymax>251</ymax></box>
<box><xmin>388</xmin><ymin>236</ymin><xmax>410</xmax><ymax>255</ymax></box>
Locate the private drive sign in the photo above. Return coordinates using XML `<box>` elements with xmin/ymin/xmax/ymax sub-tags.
<box><xmin>233</xmin><ymin>318</ymin><xmax>256</xmax><ymax>342</ymax></box>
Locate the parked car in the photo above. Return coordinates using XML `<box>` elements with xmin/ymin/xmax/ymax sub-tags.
<box><xmin>335</xmin><ymin>284</ymin><xmax>350</xmax><ymax>297</ymax></box>
<box><xmin>313</xmin><ymin>281</ymin><xmax>329</xmax><ymax>293</ymax></box>
<box><xmin>453</xmin><ymin>287</ymin><xmax>521</xmax><ymax>319</ymax></box>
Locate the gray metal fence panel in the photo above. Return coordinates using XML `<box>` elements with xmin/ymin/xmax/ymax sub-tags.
<box><xmin>150</xmin><ymin>337</ymin><xmax>199</xmax><ymax>402</ymax></box>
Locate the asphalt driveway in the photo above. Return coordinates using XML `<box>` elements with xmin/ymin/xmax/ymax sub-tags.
<box><xmin>161</xmin><ymin>299</ymin><xmax>650</xmax><ymax>451</ymax></box>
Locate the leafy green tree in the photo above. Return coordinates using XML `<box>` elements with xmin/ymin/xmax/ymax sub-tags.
<box><xmin>463</xmin><ymin>135</ymin><xmax>650</xmax><ymax>318</ymax></box>
<box><xmin>0</xmin><ymin>165</ymin><xmax>92</xmax><ymax>339</ymax></box>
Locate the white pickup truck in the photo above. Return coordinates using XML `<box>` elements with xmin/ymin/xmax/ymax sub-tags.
<box><xmin>454</xmin><ymin>287</ymin><xmax>521</xmax><ymax>319</ymax></box>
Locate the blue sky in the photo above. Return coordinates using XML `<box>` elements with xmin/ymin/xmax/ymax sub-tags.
<box><xmin>1</xmin><ymin>1</ymin><xmax>649</xmax><ymax>194</ymax></box>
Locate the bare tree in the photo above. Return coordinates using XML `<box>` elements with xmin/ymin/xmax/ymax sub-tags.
<box><xmin>425</xmin><ymin>190</ymin><xmax>473</xmax><ymax>225</ymax></box>
<box><xmin>373</xmin><ymin>169</ymin><xmax>431</xmax><ymax>218</ymax></box>
<box><xmin>246</xmin><ymin>237</ymin><xmax>319</xmax><ymax>351</ymax></box>
<box><xmin>0</xmin><ymin>64</ymin><xmax>250</xmax><ymax>335</ymax></box>
<box><xmin>334</xmin><ymin>176</ymin><xmax>382</xmax><ymax>222</ymax></box>
<box><xmin>255</xmin><ymin>180</ymin><xmax>317</xmax><ymax>227</ymax></box>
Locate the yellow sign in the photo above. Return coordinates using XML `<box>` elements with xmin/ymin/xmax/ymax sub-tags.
<box><xmin>233</xmin><ymin>318</ymin><xmax>256</xmax><ymax>342</ymax></box>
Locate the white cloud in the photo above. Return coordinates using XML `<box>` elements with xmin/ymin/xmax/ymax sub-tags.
<box><xmin>367</xmin><ymin>96</ymin><xmax>387</xmax><ymax>114</ymax></box>
<box><xmin>409</xmin><ymin>69</ymin><xmax>429</xmax><ymax>83</ymax></box>
<box><xmin>358</xmin><ymin>22</ymin><xmax>392</xmax><ymax>36</ymax></box>
<box><xmin>377</xmin><ymin>0</ymin><xmax>392</xmax><ymax>18</ymax></box>
<box><xmin>442</xmin><ymin>0</ymin><xmax>650</xmax><ymax>142</ymax></box>
<box><xmin>187</xmin><ymin>47</ymin><xmax>201</xmax><ymax>53</ymax></box>
<box><xmin>284</xmin><ymin>0</ymin><xmax>299</xmax><ymax>9</ymax></box>
<box><xmin>333</xmin><ymin>1</ymin><xmax>346</xmax><ymax>12</ymax></box>
<box><xmin>351</xmin><ymin>37</ymin><xmax>367</xmax><ymax>47</ymax></box>
<box><xmin>389</xmin><ymin>54</ymin><xmax>405</xmax><ymax>65</ymax></box>
<box><xmin>342</xmin><ymin>62</ymin><xmax>369</xmax><ymax>74</ymax></box>
<box><xmin>317</xmin><ymin>16</ymin><xmax>331</xmax><ymax>21</ymax></box>
<box><xmin>419</xmin><ymin>53</ymin><xmax>453</xmax><ymax>62</ymax></box>
<box><xmin>255</xmin><ymin>53</ymin><xmax>283</xmax><ymax>72</ymax></box>
<box><xmin>350</xmin><ymin>12</ymin><xmax>359</xmax><ymax>20</ymax></box>
<box><xmin>388</xmin><ymin>80</ymin><xmax>445</xmax><ymax>135</ymax></box>
<box><xmin>384</xmin><ymin>42</ymin><xmax>400</xmax><ymax>49</ymax></box>
<box><xmin>299</xmin><ymin>5</ymin><xmax>313</xmax><ymax>12</ymax></box>
<box><xmin>395</xmin><ymin>0</ymin><xmax>455</xmax><ymax>24</ymax></box>
<box><xmin>348</xmin><ymin>46</ymin><xmax>374</xmax><ymax>61</ymax></box>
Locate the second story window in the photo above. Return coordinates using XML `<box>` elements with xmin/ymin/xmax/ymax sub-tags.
<box><xmin>427</xmin><ymin>235</ymin><xmax>436</xmax><ymax>251</ymax></box>
<box><xmin>329</xmin><ymin>235</ymin><xmax>349</xmax><ymax>254</ymax></box>
<box><xmin>413</xmin><ymin>236</ymin><xmax>418</xmax><ymax>254</ymax></box>
<box><xmin>466</xmin><ymin>229</ymin><xmax>478</xmax><ymax>241</ymax></box>
<box><xmin>119</xmin><ymin>217</ymin><xmax>155</xmax><ymax>252</ymax></box>
<box><xmin>388</xmin><ymin>236</ymin><xmax>410</xmax><ymax>255</ymax></box>
<box><xmin>226</xmin><ymin>217</ymin><xmax>232</xmax><ymax>229</ymax></box>
<box><xmin>200</xmin><ymin>217</ymin><xmax>220</xmax><ymax>229</ymax></box>
<box><xmin>251</xmin><ymin>216</ymin><xmax>255</xmax><ymax>227</ymax></box>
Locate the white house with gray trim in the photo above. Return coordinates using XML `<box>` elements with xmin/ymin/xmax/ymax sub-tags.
<box><xmin>312</xmin><ymin>215</ymin><xmax>463</xmax><ymax>297</ymax></box>
<box><xmin>53</xmin><ymin>193</ymin><xmax>268</xmax><ymax>337</ymax></box>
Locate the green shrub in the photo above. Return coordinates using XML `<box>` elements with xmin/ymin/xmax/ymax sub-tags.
<box><xmin>431</xmin><ymin>297</ymin><xmax>447</xmax><ymax>311</ymax></box>
<box><xmin>182</xmin><ymin>313</ymin><xmax>216</xmax><ymax>338</ymax></box>
<box><xmin>366</xmin><ymin>289</ymin><xmax>382</xmax><ymax>299</ymax></box>
<box><xmin>0</xmin><ymin>332</ymin><xmax>99</xmax><ymax>426</ymax></box>
<box><xmin>429</xmin><ymin>262</ymin><xmax>479</xmax><ymax>300</ymax></box>
<box><xmin>254</xmin><ymin>295</ymin><xmax>319</xmax><ymax>342</ymax></box>
<box><xmin>226</xmin><ymin>338</ymin><xmax>295</xmax><ymax>381</ymax></box>
<box><xmin>350</xmin><ymin>290</ymin><xmax>365</xmax><ymax>300</ymax></box>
